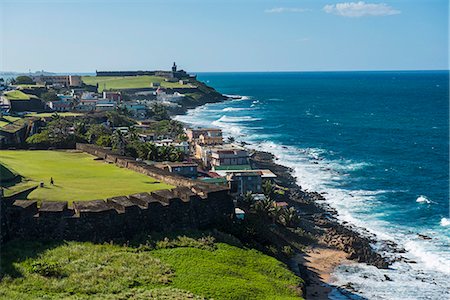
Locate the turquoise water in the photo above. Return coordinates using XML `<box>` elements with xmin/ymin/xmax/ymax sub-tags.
<box><xmin>176</xmin><ymin>71</ymin><xmax>449</xmax><ymax>299</ymax></box>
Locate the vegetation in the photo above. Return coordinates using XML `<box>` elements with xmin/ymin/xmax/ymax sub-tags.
<box><xmin>132</xmin><ymin>142</ymin><xmax>184</xmax><ymax>162</ymax></box>
<box><xmin>24</xmin><ymin>112</ymin><xmax>84</xmax><ymax>118</ymax></box>
<box><xmin>0</xmin><ymin>234</ymin><xmax>303</xmax><ymax>299</ymax></box>
<box><xmin>81</xmin><ymin>76</ymin><xmax>188</xmax><ymax>92</ymax></box>
<box><xmin>0</xmin><ymin>150</ymin><xmax>172</xmax><ymax>202</ymax></box>
<box><xmin>15</xmin><ymin>75</ymin><xmax>34</xmax><ymax>85</ymax></box>
<box><xmin>149</xmin><ymin>103</ymin><xmax>170</xmax><ymax>121</ymax></box>
<box><xmin>3</xmin><ymin>90</ymin><xmax>38</xmax><ymax>100</ymax></box>
<box><xmin>40</xmin><ymin>91</ymin><xmax>60</xmax><ymax>102</ymax></box>
<box><xmin>26</xmin><ymin>117</ymin><xmax>86</xmax><ymax>148</ymax></box>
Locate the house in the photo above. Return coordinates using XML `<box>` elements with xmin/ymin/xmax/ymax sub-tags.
<box><xmin>95</xmin><ymin>103</ymin><xmax>115</xmax><ymax>111</ymax></box>
<box><xmin>194</xmin><ymin>143</ymin><xmax>249</xmax><ymax>167</ymax></box>
<box><xmin>123</xmin><ymin>102</ymin><xmax>147</xmax><ymax>119</ymax></box>
<box><xmin>154</xmin><ymin>161</ymin><xmax>198</xmax><ymax>178</ymax></box>
<box><xmin>215</xmin><ymin>169</ymin><xmax>277</xmax><ymax>182</ymax></box>
<box><xmin>209</xmin><ymin>145</ymin><xmax>249</xmax><ymax>167</ymax></box>
<box><xmin>235</xmin><ymin>208</ymin><xmax>245</xmax><ymax>220</ymax></box>
<box><xmin>48</xmin><ymin>100</ymin><xmax>71</xmax><ymax>112</ymax></box>
<box><xmin>154</xmin><ymin>139</ymin><xmax>190</xmax><ymax>154</ymax></box>
<box><xmin>186</xmin><ymin>128</ymin><xmax>223</xmax><ymax>145</ymax></box>
<box><xmin>226</xmin><ymin>171</ymin><xmax>262</xmax><ymax>195</ymax></box>
<box><xmin>103</xmin><ymin>91</ymin><xmax>122</xmax><ymax>102</ymax></box>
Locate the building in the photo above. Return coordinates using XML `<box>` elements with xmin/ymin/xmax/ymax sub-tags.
<box><xmin>48</xmin><ymin>100</ymin><xmax>71</xmax><ymax>112</ymax></box>
<box><xmin>186</xmin><ymin>128</ymin><xmax>223</xmax><ymax>145</ymax></box>
<box><xmin>103</xmin><ymin>91</ymin><xmax>122</xmax><ymax>102</ymax></box>
<box><xmin>194</xmin><ymin>143</ymin><xmax>249</xmax><ymax>168</ymax></box>
<box><xmin>123</xmin><ymin>102</ymin><xmax>147</xmax><ymax>119</ymax></box>
<box><xmin>154</xmin><ymin>139</ymin><xmax>190</xmax><ymax>154</ymax></box>
<box><xmin>227</xmin><ymin>171</ymin><xmax>262</xmax><ymax>195</ymax></box>
<box><xmin>215</xmin><ymin>169</ymin><xmax>277</xmax><ymax>182</ymax></box>
<box><xmin>235</xmin><ymin>208</ymin><xmax>245</xmax><ymax>220</ymax></box>
<box><xmin>32</xmin><ymin>75</ymin><xmax>82</xmax><ymax>87</ymax></box>
<box><xmin>209</xmin><ymin>145</ymin><xmax>249</xmax><ymax>167</ymax></box>
<box><xmin>154</xmin><ymin>161</ymin><xmax>198</xmax><ymax>178</ymax></box>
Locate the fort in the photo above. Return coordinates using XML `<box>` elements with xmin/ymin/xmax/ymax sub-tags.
<box><xmin>0</xmin><ymin>144</ymin><xmax>234</xmax><ymax>243</ymax></box>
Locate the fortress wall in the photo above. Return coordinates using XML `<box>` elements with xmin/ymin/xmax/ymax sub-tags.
<box><xmin>2</xmin><ymin>144</ymin><xmax>234</xmax><ymax>241</ymax></box>
<box><xmin>4</xmin><ymin>186</ymin><xmax>232</xmax><ymax>241</ymax></box>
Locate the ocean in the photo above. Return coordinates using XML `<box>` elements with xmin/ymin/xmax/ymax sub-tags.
<box><xmin>175</xmin><ymin>71</ymin><xmax>450</xmax><ymax>299</ymax></box>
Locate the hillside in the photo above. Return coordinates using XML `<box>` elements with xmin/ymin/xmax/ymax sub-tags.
<box><xmin>0</xmin><ymin>234</ymin><xmax>303</xmax><ymax>299</ymax></box>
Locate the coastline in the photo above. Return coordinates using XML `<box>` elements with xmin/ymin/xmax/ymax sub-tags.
<box><xmin>172</xmin><ymin>94</ymin><xmax>401</xmax><ymax>299</ymax></box>
<box><xmin>250</xmin><ymin>150</ymin><xmax>394</xmax><ymax>298</ymax></box>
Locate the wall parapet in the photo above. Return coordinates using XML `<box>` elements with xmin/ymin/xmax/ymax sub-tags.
<box><xmin>2</xmin><ymin>144</ymin><xmax>234</xmax><ymax>241</ymax></box>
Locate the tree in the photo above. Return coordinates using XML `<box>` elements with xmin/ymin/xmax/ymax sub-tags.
<box><xmin>41</xmin><ymin>91</ymin><xmax>60</xmax><ymax>102</ymax></box>
<box><xmin>86</xmin><ymin>124</ymin><xmax>112</xmax><ymax>144</ymax></box>
<box><xmin>111</xmin><ymin>130</ymin><xmax>126</xmax><ymax>155</ymax></box>
<box><xmin>106</xmin><ymin>111</ymin><xmax>135</xmax><ymax>127</ymax></box>
<box><xmin>278</xmin><ymin>207</ymin><xmax>300</xmax><ymax>228</ymax></box>
<box><xmin>262</xmin><ymin>180</ymin><xmax>274</xmax><ymax>198</ymax></box>
<box><xmin>150</xmin><ymin>103</ymin><xmax>170</xmax><ymax>121</ymax></box>
<box><xmin>0</xmin><ymin>78</ymin><xmax>4</xmax><ymax>85</ymax></box>
<box><xmin>15</xmin><ymin>75</ymin><xmax>34</xmax><ymax>84</ymax></box>
<box><xmin>96</xmin><ymin>135</ymin><xmax>111</xmax><ymax>147</ymax></box>
<box><xmin>227</xmin><ymin>136</ymin><xmax>236</xmax><ymax>143</ymax></box>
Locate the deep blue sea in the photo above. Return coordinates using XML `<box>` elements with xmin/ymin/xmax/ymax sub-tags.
<box><xmin>176</xmin><ymin>71</ymin><xmax>450</xmax><ymax>299</ymax></box>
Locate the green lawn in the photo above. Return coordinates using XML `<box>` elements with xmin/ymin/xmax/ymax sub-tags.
<box><xmin>3</xmin><ymin>90</ymin><xmax>38</xmax><ymax>100</ymax></box>
<box><xmin>24</xmin><ymin>112</ymin><xmax>84</xmax><ymax>118</ymax></box>
<box><xmin>82</xmin><ymin>75</ymin><xmax>188</xmax><ymax>92</ymax></box>
<box><xmin>0</xmin><ymin>236</ymin><xmax>303</xmax><ymax>299</ymax></box>
<box><xmin>3</xmin><ymin>116</ymin><xmax>21</xmax><ymax>122</ymax></box>
<box><xmin>0</xmin><ymin>150</ymin><xmax>173</xmax><ymax>202</ymax></box>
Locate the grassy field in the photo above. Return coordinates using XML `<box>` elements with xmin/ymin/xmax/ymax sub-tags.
<box><xmin>3</xmin><ymin>90</ymin><xmax>38</xmax><ymax>100</ymax></box>
<box><xmin>0</xmin><ymin>150</ymin><xmax>172</xmax><ymax>202</ymax></box>
<box><xmin>0</xmin><ymin>235</ymin><xmax>303</xmax><ymax>299</ymax></box>
<box><xmin>82</xmin><ymin>75</ymin><xmax>188</xmax><ymax>92</ymax></box>
<box><xmin>24</xmin><ymin>112</ymin><xmax>84</xmax><ymax>118</ymax></box>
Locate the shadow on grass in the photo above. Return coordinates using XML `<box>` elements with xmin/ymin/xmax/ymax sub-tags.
<box><xmin>0</xmin><ymin>239</ymin><xmax>66</xmax><ymax>278</ymax></box>
<box><xmin>0</xmin><ymin>229</ymin><xmax>242</xmax><ymax>280</ymax></box>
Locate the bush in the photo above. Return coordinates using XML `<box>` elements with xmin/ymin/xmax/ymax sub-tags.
<box><xmin>29</xmin><ymin>261</ymin><xmax>64</xmax><ymax>278</ymax></box>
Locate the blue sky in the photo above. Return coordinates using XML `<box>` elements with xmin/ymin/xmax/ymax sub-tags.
<box><xmin>0</xmin><ymin>0</ymin><xmax>448</xmax><ymax>72</ymax></box>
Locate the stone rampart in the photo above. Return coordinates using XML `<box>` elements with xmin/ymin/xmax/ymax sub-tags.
<box><xmin>1</xmin><ymin>144</ymin><xmax>234</xmax><ymax>241</ymax></box>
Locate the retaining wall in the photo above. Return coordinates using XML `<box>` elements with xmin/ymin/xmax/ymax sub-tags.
<box><xmin>1</xmin><ymin>144</ymin><xmax>234</xmax><ymax>241</ymax></box>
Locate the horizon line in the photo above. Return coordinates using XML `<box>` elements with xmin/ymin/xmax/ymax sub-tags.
<box><xmin>1</xmin><ymin>69</ymin><xmax>449</xmax><ymax>75</ymax></box>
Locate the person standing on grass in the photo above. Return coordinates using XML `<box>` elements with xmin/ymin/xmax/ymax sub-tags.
<box><xmin>50</xmin><ymin>177</ymin><xmax>54</xmax><ymax>185</ymax></box>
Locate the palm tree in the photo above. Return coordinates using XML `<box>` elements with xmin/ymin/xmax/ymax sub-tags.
<box><xmin>111</xmin><ymin>130</ymin><xmax>126</xmax><ymax>155</ymax></box>
<box><xmin>278</xmin><ymin>207</ymin><xmax>300</xmax><ymax>227</ymax></box>
<box><xmin>262</xmin><ymin>181</ymin><xmax>274</xmax><ymax>198</ymax></box>
<box><xmin>227</xmin><ymin>136</ymin><xmax>236</xmax><ymax>143</ymax></box>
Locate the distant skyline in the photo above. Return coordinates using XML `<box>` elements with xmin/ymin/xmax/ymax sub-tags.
<box><xmin>0</xmin><ymin>0</ymin><xmax>448</xmax><ymax>72</ymax></box>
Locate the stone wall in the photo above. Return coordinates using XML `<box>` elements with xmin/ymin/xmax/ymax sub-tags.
<box><xmin>5</xmin><ymin>186</ymin><xmax>233</xmax><ymax>241</ymax></box>
<box><xmin>1</xmin><ymin>144</ymin><xmax>234</xmax><ymax>241</ymax></box>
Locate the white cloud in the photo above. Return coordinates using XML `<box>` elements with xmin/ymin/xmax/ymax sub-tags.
<box><xmin>323</xmin><ymin>1</ymin><xmax>401</xmax><ymax>17</ymax></box>
<box><xmin>265</xmin><ymin>7</ymin><xmax>311</xmax><ymax>14</ymax></box>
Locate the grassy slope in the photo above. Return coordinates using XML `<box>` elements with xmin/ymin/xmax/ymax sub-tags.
<box><xmin>0</xmin><ymin>150</ymin><xmax>173</xmax><ymax>202</ymax></box>
<box><xmin>0</xmin><ymin>239</ymin><xmax>302</xmax><ymax>300</ymax></box>
<box><xmin>3</xmin><ymin>90</ymin><xmax>37</xmax><ymax>100</ymax></box>
<box><xmin>82</xmin><ymin>76</ymin><xmax>187</xmax><ymax>92</ymax></box>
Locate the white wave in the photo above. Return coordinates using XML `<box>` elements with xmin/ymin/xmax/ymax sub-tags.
<box><xmin>404</xmin><ymin>240</ymin><xmax>450</xmax><ymax>275</ymax></box>
<box><xmin>416</xmin><ymin>195</ymin><xmax>431</xmax><ymax>204</ymax></box>
<box><xmin>440</xmin><ymin>218</ymin><xmax>450</xmax><ymax>226</ymax></box>
<box><xmin>222</xmin><ymin>107</ymin><xmax>253</xmax><ymax>112</ymax></box>
<box><xmin>217</xmin><ymin>115</ymin><xmax>261</xmax><ymax>123</ymax></box>
<box><xmin>176</xmin><ymin>103</ymin><xmax>450</xmax><ymax>299</ymax></box>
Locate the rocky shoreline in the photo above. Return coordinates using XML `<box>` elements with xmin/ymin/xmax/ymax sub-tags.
<box><xmin>249</xmin><ymin>150</ymin><xmax>408</xmax><ymax>297</ymax></box>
